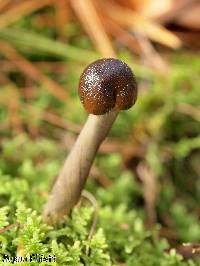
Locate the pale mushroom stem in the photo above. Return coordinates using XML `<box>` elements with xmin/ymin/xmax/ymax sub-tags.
<box><xmin>43</xmin><ymin>110</ymin><xmax>118</xmax><ymax>223</ymax></box>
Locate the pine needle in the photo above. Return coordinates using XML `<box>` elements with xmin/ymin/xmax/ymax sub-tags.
<box><xmin>0</xmin><ymin>0</ymin><xmax>54</xmax><ymax>29</ymax></box>
<box><xmin>70</xmin><ymin>0</ymin><xmax>116</xmax><ymax>57</ymax></box>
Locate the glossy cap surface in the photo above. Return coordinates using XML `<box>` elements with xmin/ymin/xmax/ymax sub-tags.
<box><xmin>79</xmin><ymin>58</ymin><xmax>137</xmax><ymax>115</ymax></box>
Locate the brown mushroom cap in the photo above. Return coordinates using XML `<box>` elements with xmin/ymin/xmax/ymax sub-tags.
<box><xmin>78</xmin><ymin>58</ymin><xmax>137</xmax><ymax>115</ymax></box>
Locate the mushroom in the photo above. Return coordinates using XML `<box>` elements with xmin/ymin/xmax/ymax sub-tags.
<box><xmin>43</xmin><ymin>58</ymin><xmax>137</xmax><ymax>223</ymax></box>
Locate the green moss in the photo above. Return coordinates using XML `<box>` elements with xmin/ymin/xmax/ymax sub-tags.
<box><xmin>0</xmin><ymin>8</ymin><xmax>200</xmax><ymax>264</ymax></box>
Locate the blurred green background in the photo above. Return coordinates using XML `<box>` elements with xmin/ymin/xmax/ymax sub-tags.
<box><xmin>0</xmin><ymin>1</ymin><xmax>200</xmax><ymax>265</ymax></box>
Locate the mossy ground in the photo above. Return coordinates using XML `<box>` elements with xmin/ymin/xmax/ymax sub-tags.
<box><xmin>0</xmin><ymin>10</ymin><xmax>200</xmax><ymax>266</ymax></box>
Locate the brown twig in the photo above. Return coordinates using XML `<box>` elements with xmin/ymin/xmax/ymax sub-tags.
<box><xmin>100</xmin><ymin>0</ymin><xmax>181</xmax><ymax>49</ymax></box>
<box><xmin>70</xmin><ymin>0</ymin><xmax>116</xmax><ymax>57</ymax></box>
<box><xmin>155</xmin><ymin>0</ymin><xmax>198</xmax><ymax>24</ymax></box>
<box><xmin>54</xmin><ymin>0</ymin><xmax>70</xmax><ymax>37</ymax></box>
<box><xmin>0</xmin><ymin>0</ymin><xmax>11</xmax><ymax>13</ymax></box>
<box><xmin>133</xmin><ymin>30</ymin><xmax>168</xmax><ymax>72</ymax></box>
<box><xmin>101</xmin><ymin>16</ymin><xmax>141</xmax><ymax>55</ymax></box>
<box><xmin>175</xmin><ymin>243</ymin><xmax>200</xmax><ymax>259</ymax></box>
<box><xmin>0</xmin><ymin>41</ymin><xmax>67</xmax><ymax>100</ymax></box>
<box><xmin>0</xmin><ymin>223</ymin><xmax>19</xmax><ymax>234</ymax></box>
<box><xmin>91</xmin><ymin>166</ymin><xmax>112</xmax><ymax>188</ymax></box>
<box><xmin>0</xmin><ymin>0</ymin><xmax>54</xmax><ymax>29</ymax></box>
<box><xmin>24</xmin><ymin>103</ymin><xmax>82</xmax><ymax>133</ymax></box>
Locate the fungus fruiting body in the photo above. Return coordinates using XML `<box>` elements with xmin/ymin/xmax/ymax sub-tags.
<box><xmin>79</xmin><ymin>58</ymin><xmax>137</xmax><ymax>115</ymax></box>
<box><xmin>43</xmin><ymin>58</ymin><xmax>137</xmax><ymax>223</ymax></box>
